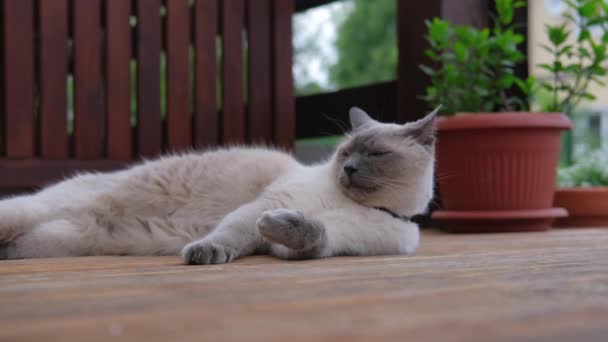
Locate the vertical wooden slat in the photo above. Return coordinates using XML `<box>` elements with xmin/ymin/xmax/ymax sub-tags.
<box><xmin>397</xmin><ymin>1</ymin><xmax>441</xmax><ymax>123</ymax></box>
<box><xmin>39</xmin><ymin>0</ymin><xmax>68</xmax><ymax>159</ymax></box>
<box><xmin>194</xmin><ymin>0</ymin><xmax>218</xmax><ymax>148</ymax></box>
<box><xmin>0</xmin><ymin>0</ymin><xmax>6</xmax><ymax>157</ymax></box>
<box><xmin>2</xmin><ymin>0</ymin><xmax>35</xmax><ymax>158</ymax></box>
<box><xmin>106</xmin><ymin>0</ymin><xmax>132</xmax><ymax>160</ymax></box>
<box><xmin>136</xmin><ymin>0</ymin><xmax>162</xmax><ymax>157</ymax></box>
<box><xmin>73</xmin><ymin>0</ymin><xmax>105</xmax><ymax>159</ymax></box>
<box><xmin>221</xmin><ymin>0</ymin><xmax>245</xmax><ymax>143</ymax></box>
<box><xmin>271</xmin><ymin>0</ymin><xmax>294</xmax><ymax>149</ymax></box>
<box><xmin>247</xmin><ymin>0</ymin><xmax>272</xmax><ymax>144</ymax></box>
<box><xmin>166</xmin><ymin>0</ymin><xmax>191</xmax><ymax>150</ymax></box>
<box><xmin>0</xmin><ymin>1</ymin><xmax>3</xmax><ymax>157</ymax></box>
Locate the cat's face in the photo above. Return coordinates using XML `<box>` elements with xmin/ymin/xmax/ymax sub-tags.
<box><xmin>333</xmin><ymin>107</ymin><xmax>438</xmax><ymax>215</ymax></box>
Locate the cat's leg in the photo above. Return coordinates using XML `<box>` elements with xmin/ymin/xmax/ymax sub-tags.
<box><xmin>1</xmin><ymin>215</ymin><xmax>207</xmax><ymax>259</ymax></box>
<box><xmin>1</xmin><ymin>219</ymin><xmax>92</xmax><ymax>259</ymax></box>
<box><xmin>0</xmin><ymin>172</ymin><xmax>121</xmax><ymax>244</ymax></box>
<box><xmin>0</xmin><ymin>194</ymin><xmax>50</xmax><ymax>244</ymax></box>
<box><xmin>182</xmin><ymin>200</ymin><xmax>272</xmax><ymax>265</ymax></box>
<box><xmin>258</xmin><ymin>208</ymin><xmax>420</xmax><ymax>260</ymax></box>
<box><xmin>256</xmin><ymin>209</ymin><xmax>328</xmax><ymax>259</ymax></box>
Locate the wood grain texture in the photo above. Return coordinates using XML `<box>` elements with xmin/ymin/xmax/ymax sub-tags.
<box><xmin>73</xmin><ymin>0</ymin><xmax>105</xmax><ymax>158</ymax></box>
<box><xmin>1</xmin><ymin>229</ymin><xmax>607</xmax><ymax>341</ymax></box>
<box><xmin>271</xmin><ymin>0</ymin><xmax>295</xmax><ymax>149</ymax></box>
<box><xmin>136</xmin><ymin>0</ymin><xmax>162</xmax><ymax>157</ymax></box>
<box><xmin>193</xmin><ymin>0</ymin><xmax>218</xmax><ymax>147</ymax></box>
<box><xmin>106</xmin><ymin>0</ymin><xmax>133</xmax><ymax>160</ymax></box>
<box><xmin>247</xmin><ymin>0</ymin><xmax>272</xmax><ymax>144</ymax></box>
<box><xmin>39</xmin><ymin>0</ymin><xmax>69</xmax><ymax>159</ymax></box>
<box><xmin>166</xmin><ymin>0</ymin><xmax>191</xmax><ymax>150</ymax></box>
<box><xmin>221</xmin><ymin>0</ymin><xmax>245</xmax><ymax>143</ymax></box>
<box><xmin>2</xmin><ymin>0</ymin><xmax>35</xmax><ymax>158</ymax></box>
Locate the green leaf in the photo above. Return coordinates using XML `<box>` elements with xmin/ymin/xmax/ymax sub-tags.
<box><xmin>592</xmin><ymin>65</ymin><xmax>606</xmax><ymax>75</ymax></box>
<box><xmin>454</xmin><ymin>42</ymin><xmax>469</xmax><ymax>61</ymax></box>
<box><xmin>579</xmin><ymin>28</ymin><xmax>591</xmax><ymax>42</ymax></box>
<box><xmin>540</xmin><ymin>44</ymin><xmax>554</xmax><ymax>54</ymax></box>
<box><xmin>495</xmin><ymin>0</ymin><xmax>515</xmax><ymax>25</ymax></box>
<box><xmin>498</xmin><ymin>73</ymin><xmax>515</xmax><ymax>88</ymax></box>
<box><xmin>578</xmin><ymin>1</ymin><xmax>597</xmax><ymax>18</ymax></box>
<box><xmin>541</xmin><ymin>83</ymin><xmax>554</xmax><ymax>92</ymax></box>
<box><xmin>578</xmin><ymin>47</ymin><xmax>591</xmax><ymax>58</ymax></box>
<box><xmin>547</xmin><ymin>24</ymin><xmax>569</xmax><ymax>46</ymax></box>
<box><xmin>592</xmin><ymin>41</ymin><xmax>607</xmax><ymax>59</ymax></box>
<box><xmin>427</xmin><ymin>18</ymin><xmax>451</xmax><ymax>44</ymax></box>
<box><xmin>538</xmin><ymin>63</ymin><xmax>555</xmax><ymax>72</ymax></box>
<box><xmin>564</xmin><ymin>64</ymin><xmax>581</xmax><ymax>74</ymax></box>
<box><xmin>591</xmin><ymin>76</ymin><xmax>607</xmax><ymax>86</ymax></box>
<box><xmin>581</xmin><ymin>92</ymin><xmax>596</xmax><ymax>100</ymax></box>
<box><xmin>558</xmin><ymin>45</ymin><xmax>573</xmax><ymax>56</ymax></box>
<box><xmin>513</xmin><ymin>0</ymin><xmax>526</xmax><ymax>9</ymax></box>
<box><xmin>553</xmin><ymin>61</ymin><xmax>564</xmax><ymax>71</ymax></box>
<box><xmin>425</xmin><ymin>50</ymin><xmax>438</xmax><ymax>60</ymax></box>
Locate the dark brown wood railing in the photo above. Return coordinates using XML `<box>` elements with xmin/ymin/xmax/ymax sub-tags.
<box><xmin>0</xmin><ymin>0</ymin><xmax>294</xmax><ymax>191</ymax></box>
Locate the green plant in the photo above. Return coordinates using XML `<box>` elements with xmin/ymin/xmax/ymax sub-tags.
<box><xmin>539</xmin><ymin>0</ymin><xmax>608</xmax><ymax>113</ymax></box>
<box><xmin>421</xmin><ymin>0</ymin><xmax>608</xmax><ymax>116</ymax></box>
<box><xmin>420</xmin><ymin>0</ymin><xmax>531</xmax><ymax>115</ymax></box>
<box><xmin>557</xmin><ymin>151</ymin><xmax>608</xmax><ymax>187</ymax></box>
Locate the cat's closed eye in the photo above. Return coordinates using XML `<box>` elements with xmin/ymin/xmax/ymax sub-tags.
<box><xmin>368</xmin><ymin>151</ymin><xmax>391</xmax><ymax>157</ymax></box>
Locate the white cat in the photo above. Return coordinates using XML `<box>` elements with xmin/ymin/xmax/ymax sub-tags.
<box><xmin>0</xmin><ymin>107</ymin><xmax>437</xmax><ymax>264</ymax></box>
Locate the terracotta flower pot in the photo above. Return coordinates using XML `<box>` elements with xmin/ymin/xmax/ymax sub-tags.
<box><xmin>431</xmin><ymin>112</ymin><xmax>571</xmax><ymax>233</ymax></box>
<box><xmin>553</xmin><ymin>187</ymin><xmax>608</xmax><ymax>227</ymax></box>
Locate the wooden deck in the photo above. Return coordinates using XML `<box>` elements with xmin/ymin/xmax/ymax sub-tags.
<box><xmin>1</xmin><ymin>229</ymin><xmax>607</xmax><ymax>342</ymax></box>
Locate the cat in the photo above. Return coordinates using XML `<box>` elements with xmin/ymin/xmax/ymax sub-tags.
<box><xmin>0</xmin><ymin>107</ymin><xmax>438</xmax><ymax>264</ymax></box>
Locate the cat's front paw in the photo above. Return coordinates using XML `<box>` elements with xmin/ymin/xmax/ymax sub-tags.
<box><xmin>256</xmin><ymin>209</ymin><xmax>325</xmax><ymax>251</ymax></box>
<box><xmin>182</xmin><ymin>240</ymin><xmax>237</xmax><ymax>265</ymax></box>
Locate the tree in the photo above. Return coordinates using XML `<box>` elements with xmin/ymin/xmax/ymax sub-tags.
<box><xmin>329</xmin><ymin>0</ymin><xmax>397</xmax><ymax>89</ymax></box>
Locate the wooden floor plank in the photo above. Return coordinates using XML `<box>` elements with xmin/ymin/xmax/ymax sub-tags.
<box><xmin>0</xmin><ymin>229</ymin><xmax>607</xmax><ymax>341</ymax></box>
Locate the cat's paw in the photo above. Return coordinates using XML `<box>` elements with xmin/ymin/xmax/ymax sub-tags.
<box><xmin>182</xmin><ymin>240</ymin><xmax>237</xmax><ymax>265</ymax></box>
<box><xmin>256</xmin><ymin>209</ymin><xmax>325</xmax><ymax>250</ymax></box>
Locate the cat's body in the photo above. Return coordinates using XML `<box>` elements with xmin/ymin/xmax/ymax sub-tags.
<box><xmin>0</xmin><ymin>108</ymin><xmax>437</xmax><ymax>263</ymax></box>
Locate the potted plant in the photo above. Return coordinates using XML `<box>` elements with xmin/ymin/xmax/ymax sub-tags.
<box><xmin>419</xmin><ymin>0</ymin><xmax>584</xmax><ymax>232</ymax></box>
<box><xmin>554</xmin><ymin>151</ymin><xmax>608</xmax><ymax>227</ymax></box>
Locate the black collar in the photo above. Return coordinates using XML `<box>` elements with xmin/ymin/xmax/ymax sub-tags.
<box><xmin>374</xmin><ymin>207</ymin><xmax>411</xmax><ymax>222</ymax></box>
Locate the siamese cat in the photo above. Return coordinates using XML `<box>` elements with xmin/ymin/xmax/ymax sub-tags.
<box><xmin>0</xmin><ymin>107</ymin><xmax>437</xmax><ymax>264</ymax></box>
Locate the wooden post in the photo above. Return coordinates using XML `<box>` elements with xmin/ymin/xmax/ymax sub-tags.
<box><xmin>2</xmin><ymin>0</ymin><xmax>35</xmax><ymax>158</ymax></box>
<box><xmin>271</xmin><ymin>0</ymin><xmax>295</xmax><ymax>149</ymax></box>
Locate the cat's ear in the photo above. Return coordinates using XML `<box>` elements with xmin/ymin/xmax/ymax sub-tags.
<box><xmin>349</xmin><ymin>107</ymin><xmax>377</xmax><ymax>132</ymax></box>
<box><xmin>403</xmin><ymin>105</ymin><xmax>441</xmax><ymax>147</ymax></box>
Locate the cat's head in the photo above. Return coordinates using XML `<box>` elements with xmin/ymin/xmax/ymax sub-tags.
<box><xmin>332</xmin><ymin>106</ymin><xmax>439</xmax><ymax>216</ymax></box>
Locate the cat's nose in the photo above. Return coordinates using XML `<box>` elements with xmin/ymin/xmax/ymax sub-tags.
<box><xmin>344</xmin><ymin>165</ymin><xmax>358</xmax><ymax>176</ymax></box>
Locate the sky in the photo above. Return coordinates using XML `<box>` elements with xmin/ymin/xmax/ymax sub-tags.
<box><xmin>292</xmin><ymin>1</ymin><xmax>353</xmax><ymax>89</ymax></box>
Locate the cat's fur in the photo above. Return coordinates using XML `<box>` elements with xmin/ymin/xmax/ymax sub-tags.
<box><xmin>0</xmin><ymin>107</ymin><xmax>437</xmax><ymax>264</ymax></box>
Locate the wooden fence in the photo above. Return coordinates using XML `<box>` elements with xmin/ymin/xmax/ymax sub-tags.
<box><xmin>0</xmin><ymin>0</ymin><xmax>294</xmax><ymax>192</ymax></box>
